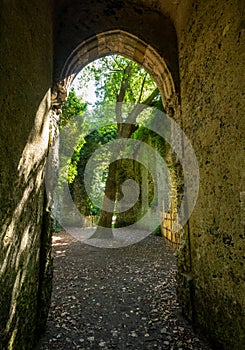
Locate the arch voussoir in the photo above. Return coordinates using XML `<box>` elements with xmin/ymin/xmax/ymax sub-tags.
<box><xmin>54</xmin><ymin>30</ymin><xmax>179</xmax><ymax>117</ymax></box>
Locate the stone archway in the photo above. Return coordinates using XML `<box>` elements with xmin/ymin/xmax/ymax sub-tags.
<box><xmin>52</xmin><ymin>30</ymin><xmax>179</xmax><ymax>117</ymax></box>
<box><xmin>1</xmin><ymin>1</ymin><xmax>244</xmax><ymax>349</ymax></box>
<box><xmin>50</xmin><ymin>29</ymin><xmax>183</xmax><ymax>243</ymax></box>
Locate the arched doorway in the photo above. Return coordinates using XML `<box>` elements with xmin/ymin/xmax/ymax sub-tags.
<box><xmin>53</xmin><ymin>30</ymin><xmax>179</xmax><ymax>117</ymax></box>
<box><xmin>50</xmin><ymin>30</ymin><xmax>185</xmax><ymax>246</ymax></box>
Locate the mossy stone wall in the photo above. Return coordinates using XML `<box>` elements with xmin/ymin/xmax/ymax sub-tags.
<box><xmin>177</xmin><ymin>1</ymin><xmax>245</xmax><ymax>348</ymax></box>
<box><xmin>0</xmin><ymin>2</ymin><xmax>53</xmax><ymax>349</ymax></box>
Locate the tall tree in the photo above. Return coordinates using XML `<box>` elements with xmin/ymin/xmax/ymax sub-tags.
<box><xmin>77</xmin><ymin>56</ymin><xmax>161</xmax><ymax>237</ymax></box>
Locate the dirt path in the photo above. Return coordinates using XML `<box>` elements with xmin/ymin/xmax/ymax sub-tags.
<box><xmin>36</xmin><ymin>231</ymin><xmax>211</xmax><ymax>350</ymax></box>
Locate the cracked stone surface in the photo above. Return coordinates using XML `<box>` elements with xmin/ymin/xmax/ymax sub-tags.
<box><xmin>36</xmin><ymin>231</ymin><xmax>212</xmax><ymax>350</ymax></box>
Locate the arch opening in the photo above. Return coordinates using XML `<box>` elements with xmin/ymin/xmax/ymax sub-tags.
<box><xmin>50</xmin><ymin>32</ymin><xmax>185</xmax><ymax>247</ymax></box>
<box><xmin>52</xmin><ymin>30</ymin><xmax>180</xmax><ymax>118</ymax></box>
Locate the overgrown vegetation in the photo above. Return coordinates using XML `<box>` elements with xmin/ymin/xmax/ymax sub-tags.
<box><xmin>59</xmin><ymin>55</ymin><xmax>178</xmax><ymax>236</ymax></box>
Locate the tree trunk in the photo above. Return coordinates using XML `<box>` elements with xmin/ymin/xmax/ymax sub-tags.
<box><xmin>91</xmin><ymin>123</ymin><xmax>137</xmax><ymax>238</ymax></box>
<box><xmin>91</xmin><ymin>84</ymin><xmax>159</xmax><ymax>239</ymax></box>
<box><xmin>91</xmin><ymin>161</ymin><xmax>117</xmax><ymax>238</ymax></box>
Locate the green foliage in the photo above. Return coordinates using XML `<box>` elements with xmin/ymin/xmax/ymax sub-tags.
<box><xmin>70</xmin><ymin>124</ymin><xmax>118</xmax><ymax>215</ymax></box>
<box><xmin>58</xmin><ymin>89</ymin><xmax>87</xmax><ymax>184</ymax></box>
<box><xmin>77</xmin><ymin>55</ymin><xmax>158</xmax><ymax>107</ymax></box>
<box><xmin>59</xmin><ymin>88</ymin><xmax>87</xmax><ymax>127</ymax></box>
<box><xmin>133</xmin><ymin>126</ymin><xmax>170</xmax><ymax>158</ymax></box>
<box><xmin>68</xmin><ymin>55</ymin><xmax>167</xmax><ymax>227</ymax></box>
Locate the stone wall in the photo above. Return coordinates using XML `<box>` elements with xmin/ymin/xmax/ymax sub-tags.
<box><xmin>0</xmin><ymin>1</ymin><xmax>244</xmax><ymax>349</ymax></box>
<box><xmin>177</xmin><ymin>1</ymin><xmax>245</xmax><ymax>348</ymax></box>
<box><xmin>53</xmin><ymin>0</ymin><xmax>179</xmax><ymax>92</ymax></box>
<box><xmin>0</xmin><ymin>1</ymin><xmax>53</xmax><ymax>349</ymax></box>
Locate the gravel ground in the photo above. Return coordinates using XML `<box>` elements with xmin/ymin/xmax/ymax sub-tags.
<box><xmin>36</xmin><ymin>231</ymin><xmax>212</xmax><ymax>350</ymax></box>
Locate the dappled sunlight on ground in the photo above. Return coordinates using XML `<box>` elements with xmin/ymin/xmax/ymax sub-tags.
<box><xmin>37</xmin><ymin>231</ymin><xmax>211</xmax><ymax>350</ymax></box>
